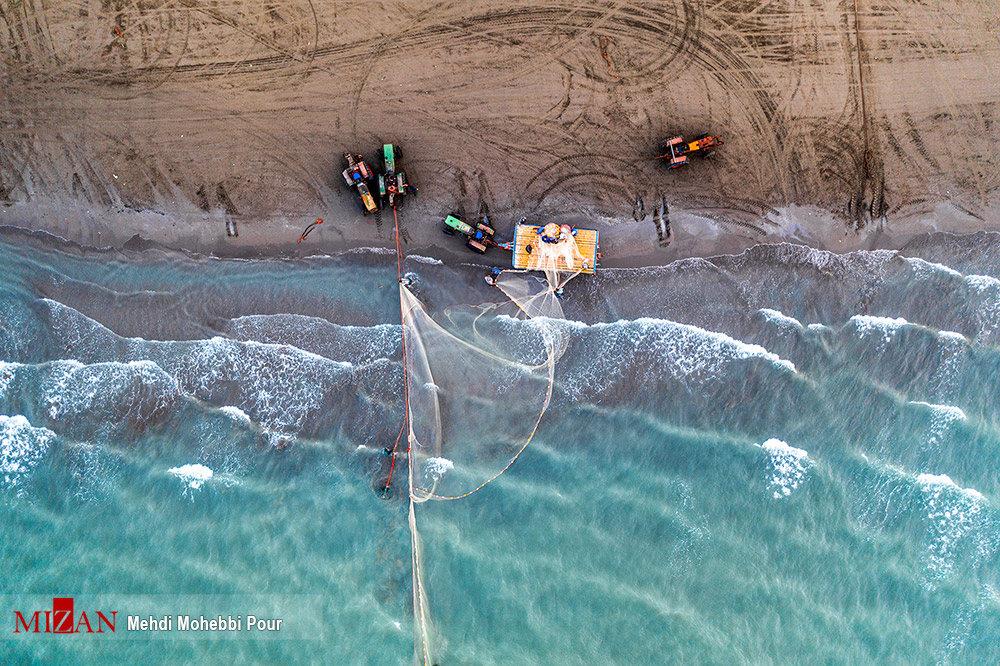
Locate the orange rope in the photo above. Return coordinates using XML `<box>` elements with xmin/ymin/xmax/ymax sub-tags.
<box><xmin>382</xmin><ymin>206</ymin><xmax>409</xmax><ymax>495</ymax></box>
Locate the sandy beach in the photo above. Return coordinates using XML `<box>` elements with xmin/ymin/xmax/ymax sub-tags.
<box><xmin>2</xmin><ymin>0</ymin><xmax>999</xmax><ymax>264</ymax></box>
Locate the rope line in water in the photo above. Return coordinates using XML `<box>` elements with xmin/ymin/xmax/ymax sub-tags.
<box><xmin>384</xmin><ymin>206</ymin><xmax>409</xmax><ymax>495</ymax></box>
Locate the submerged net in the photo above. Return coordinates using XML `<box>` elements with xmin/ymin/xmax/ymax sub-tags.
<box><xmin>396</xmin><ymin>224</ymin><xmax>588</xmax><ymax>664</ymax></box>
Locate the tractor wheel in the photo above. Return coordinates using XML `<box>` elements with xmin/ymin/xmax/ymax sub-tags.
<box><xmin>703</xmin><ymin>150</ymin><xmax>716</xmax><ymax>159</ymax></box>
<box><xmin>696</xmin><ymin>133</ymin><xmax>708</xmax><ymax>140</ymax></box>
<box><xmin>442</xmin><ymin>224</ymin><xmax>455</xmax><ymax>235</ymax></box>
<box><xmin>466</xmin><ymin>240</ymin><xmax>487</xmax><ymax>254</ymax></box>
<box><xmin>394</xmin><ymin>146</ymin><xmax>403</xmax><ymax>160</ymax></box>
<box><xmin>476</xmin><ymin>223</ymin><xmax>495</xmax><ymax>235</ymax></box>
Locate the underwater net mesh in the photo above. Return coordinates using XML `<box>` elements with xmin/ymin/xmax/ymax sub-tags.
<box><xmin>399</xmin><ymin>231</ymin><xmax>586</xmax><ymax>664</ymax></box>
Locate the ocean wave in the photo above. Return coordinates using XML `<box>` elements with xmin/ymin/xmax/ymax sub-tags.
<box><xmin>850</xmin><ymin>315</ymin><xmax>910</xmax><ymax>346</ymax></box>
<box><xmin>904</xmin><ymin>257</ymin><xmax>964</xmax><ymax>280</ymax></box>
<box><xmin>909</xmin><ymin>402</ymin><xmax>967</xmax><ymax>422</ymax></box>
<box><xmin>342</xmin><ymin>246</ymin><xmax>396</xmax><ymax>257</ymax></box>
<box><xmin>219</xmin><ymin>405</ymin><xmax>252</xmax><ymax>424</ymax></box>
<box><xmin>758</xmin><ymin>308</ymin><xmax>804</xmax><ymax>330</ymax></box>
<box><xmin>910</xmin><ymin>403</ymin><xmax>967</xmax><ymax>449</ymax></box>
<box><xmin>757</xmin><ymin>438</ymin><xmax>812</xmax><ymax>499</ymax></box>
<box><xmin>228</xmin><ymin>313</ymin><xmax>400</xmax><ymax>365</ymax></box>
<box><xmin>965</xmin><ymin>274</ymin><xmax>1000</xmax><ymax>292</ymax></box>
<box><xmin>536</xmin><ymin>317</ymin><xmax>798</xmax><ymax>401</ymax></box>
<box><xmin>731</xmin><ymin>243</ymin><xmax>896</xmax><ymax>277</ymax></box>
<box><xmin>42</xmin><ymin>299</ymin><xmax>401</xmax><ymax>440</ymax></box>
<box><xmin>916</xmin><ymin>473</ymin><xmax>994</xmax><ymax>583</ymax></box>
<box><xmin>168</xmin><ymin>462</ymin><xmax>213</xmax><ymax>491</ymax></box>
<box><xmin>964</xmin><ymin>275</ymin><xmax>1000</xmax><ymax>343</ymax></box>
<box><xmin>1</xmin><ymin>414</ymin><xmax>56</xmax><ymax>490</ymax></box>
<box><xmin>408</xmin><ymin>255</ymin><xmax>444</xmax><ymax>265</ymax></box>
<box><xmin>40</xmin><ymin>358</ymin><xmax>182</xmax><ymax>428</ymax></box>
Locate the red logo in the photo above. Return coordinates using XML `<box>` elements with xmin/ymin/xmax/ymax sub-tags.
<box><xmin>14</xmin><ymin>598</ymin><xmax>116</xmax><ymax>634</ymax></box>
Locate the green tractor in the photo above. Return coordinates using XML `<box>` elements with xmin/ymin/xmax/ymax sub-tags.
<box><xmin>442</xmin><ymin>213</ymin><xmax>502</xmax><ymax>254</ymax></box>
<box><xmin>377</xmin><ymin>144</ymin><xmax>416</xmax><ymax>208</ymax></box>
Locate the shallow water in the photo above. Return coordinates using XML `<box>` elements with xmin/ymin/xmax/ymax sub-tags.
<box><xmin>1</xmin><ymin>233</ymin><xmax>998</xmax><ymax>665</ymax></box>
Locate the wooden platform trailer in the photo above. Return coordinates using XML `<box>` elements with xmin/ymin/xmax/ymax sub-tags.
<box><xmin>511</xmin><ymin>223</ymin><xmax>599</xmax><ymax>274</ymax></box>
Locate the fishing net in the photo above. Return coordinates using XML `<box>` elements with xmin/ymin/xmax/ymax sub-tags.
<box><xmin>398</xmin><ymin>227</ymin><xmax>588</xmax><ymax>664</ymax></box>
<box><xmin>495</xmin><ymin>225</ymin><xmax>587</xmax><ymax>320</ymax></box>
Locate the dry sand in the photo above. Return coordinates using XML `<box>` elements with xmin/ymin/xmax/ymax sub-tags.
<box><xmin>2</xmin><ymin>0</ymin><xmax>999</xmax><ymax>265</ymax></box>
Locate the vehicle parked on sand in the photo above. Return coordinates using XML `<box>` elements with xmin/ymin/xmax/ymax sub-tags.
<box><xmin>659</xmin><ymin>133</ymin><xmax>723</xmax><ymax>168</ymax></box>
<box><xmin>442</xmin><ymin>213</ymin><xmax>508</xmax><ymax>254</ymax></box>
<box><xmin>342</xmin><ymin>152</ymin><xmax>378</xmax><ymax>214</ymax></box>
<box><xmin>377</xmin><ymin>144</ymin><xmax>416</xmax><ymax>209</ymax></box>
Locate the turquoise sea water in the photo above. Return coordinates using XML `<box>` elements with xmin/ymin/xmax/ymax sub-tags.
<box><xmin>1</xmin><ymin>232</ymin><xmax>998</xmax><ymax>665</ymax></box>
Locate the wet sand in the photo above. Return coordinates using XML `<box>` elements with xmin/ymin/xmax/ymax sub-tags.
<box><xmin>1</xmin><ymin>0</ymin><xmax>999</xmax><ymax>265</ymax></box>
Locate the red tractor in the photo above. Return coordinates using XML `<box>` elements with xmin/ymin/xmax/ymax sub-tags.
<box><xmin>659</xmin><ymin>134</ymin><xmax>723</xmax><ymax>168</ymax></box>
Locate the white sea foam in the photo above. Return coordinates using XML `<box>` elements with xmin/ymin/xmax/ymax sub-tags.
<box><xmin>965</xmin><ymin>274</ymin><xmax>1000</xmax><ymax>291</ymax></box>
<box><xmin>909</xmin><ymin>402</ymin><xmax>967</xmax><ymax>422</ymax></box>
<box><xmin>44</xmin><ymin>299</ymin><xmax>372</xmax><ymax>438</ymax></box>
<box><xmin>938</xmin><ymin>331</ymin><xmax>966</xmax><ymax>343</ymax></box>
<box><xmin>409</xmin><ymin>255</ymin><xmax>443</xmax><ymax>265</ymax></box>
<box><xmin>219</xmin><ymin>406</ymin><xmax>252</xmax><ymax>424</ymax></box>
<box><xmin>343</xmin><ymin>246</ymin><xmax>396</xmax><ymax>256</ymax></box>
<box><xmin>228</xmin><ymin>314</ymin><xmax>400</xmax><ymax>365</ymax></box>
<box><xmin>40</xmin><ymin>358</ymin><xmax>181</xmax><ymax>425</ymax></box>
<box><xmin>758</xmin><ymin>438</ymin><xmax>811</xmax><ymax>499</ymax></box>
<box><xmin>1</xmin><ymin>414</ymin><xmax>56</xmax><ymax>489</ymax></box>
<box><xmin>850</xmin><ymin>315</ymin><xmax>909</xmax><ymax>347</ymax></box>
<box><xmin>905</xmin><ymin>257</ymin><xmax>964</xmax><ymax>280</ymax></box>
<box><xmin>551</xmin><ymin>317</ymin><xmax>796</xmax><ymax>398</ymax></box>
<box><xmin>916</xmin><ymin>473</ymin><xmax>984</xmax><ymax>500</ymax></box>
<box><xmin>168</xmin><ymin>463</ymin><xmax>214</xmax><ymax>491</ymax></box>
<box><xmin>917</xmin><ymin>473</ymin><xmax>991</xmax><ymax>582</ymax></box>
<box><xmin>424</xmin><ymin>457</ymin><xmax>454</xmax><ymax>482</ymax></box>
<box><xmin>759</xmin><ymin>308</ymin><xmax>803</xmax><ymax>330</ymax></box>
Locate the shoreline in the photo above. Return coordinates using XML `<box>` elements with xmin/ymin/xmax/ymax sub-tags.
<box><xmin>2</xmin><ymin>192</ymin><xmax>997</xmax><ymax>271</ymax></box>
<box><xmin>2</xmin><ymin>199</ymin><xmax>997</xmax><ymax>276</ymax></box>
